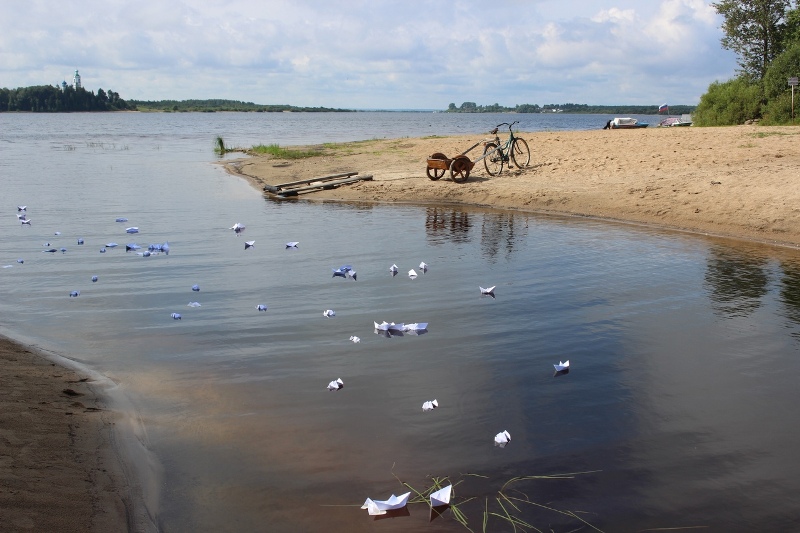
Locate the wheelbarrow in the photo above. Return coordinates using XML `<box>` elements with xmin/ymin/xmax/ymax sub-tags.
<box><xmin>425</xmin><ymin>139</ymin><xmax>484</xmax><ymax>184</ymax></box>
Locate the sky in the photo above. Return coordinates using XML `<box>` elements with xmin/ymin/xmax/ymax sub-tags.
<box><xmin>0</xmin><ymin>0</ymin><xmax>739</xmax><ymax>109</ymax></box>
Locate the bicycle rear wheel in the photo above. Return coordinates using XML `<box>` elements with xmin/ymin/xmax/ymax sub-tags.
<box><xmin>511</xmin><ymin>138</ymin><xmax>530</xmax><ymax>168</ymax></box>
<box><xmin>483</xmin><ymin>143</ymin><xmax>503</xmax><ymax>176</ymax></box>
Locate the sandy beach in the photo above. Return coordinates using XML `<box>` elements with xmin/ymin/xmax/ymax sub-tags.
<box><xmin>227</xmin><ymin>125</ymin><xmax>800</xmax><ymax>247</ymax></box>
<box><xmin>0</xmin><ymin>335</ymin><xmax>131</xmax><ymax>531</ymax></box>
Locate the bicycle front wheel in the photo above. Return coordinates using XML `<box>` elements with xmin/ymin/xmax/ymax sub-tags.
<box><xmin>483</xmin><ymin>143</ymin><xmax>503</xmax><ymax>176</ymax></box>
<box><xmin>511</xmin><ymin>138</ymin><xmax>530</xmax><ymax>168</ymax></box>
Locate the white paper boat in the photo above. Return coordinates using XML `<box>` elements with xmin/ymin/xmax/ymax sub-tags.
<box><xmin>361</xmin><ymin>491</ymin><xmax>411</xmax><ymax>516</ymax></box>
<box><xmin>430</xmin><ymin>484</ymin><xmax>452</xmax><ymax>507</ymax></box>
<box><xmin>244</xmin><ymin>240</ymin><xmax>255</xmax><ymax>249</ymax></box>
<box><xmin>408</xmin><ymin>269</ymin><xmax>417</xmax><ymax>279</ymax></box>
<box><xmin>494</xmin><ymin>430</ymin><xmax>511</xmax><ymax>447</ymax></box>
<box><xmin>554</xmin><ymin>360</ymin><xmax>570</xmax><ymax>372</ymax></box>
<box><xmin>479</xmin><ymin>286</ymin><xmax>496</xmax><ymax>295</ymax></box>
<box><xmin>349</xmin><ymin>336</ymin><xmax>361</xmax><ymax>343</ymax></box>
<box><xmin>374</xmin><ymin>321</ymin><xmax>405</xmax><ymax>332</ymax></box>
<box><xmin>323</xmin><ymin>309</ymin><xmax>335</xmax><ymax>317</ymax></box>
<box><xmin>285</xmin><ymin>241</ymin><xmax>299</xmax><ymax>248</ymax></box>
<box><xmin>327</xmin><ymin>378</ymin><xmax>344</xmax><ymax>391</ymax></box>
<box><xmin>419</xmin><ymin>261</ymin><xmax>428</xmax><ymax>272</ymax></box>
<box><xmin>403</xmin><ymin>322</ymin><xmax>428</xmax><ymax>332</ymax></box>
<box><xmin>422</xmin><ymin>399</ymin><xmax>438</xmax><ymax>411</ymax></box>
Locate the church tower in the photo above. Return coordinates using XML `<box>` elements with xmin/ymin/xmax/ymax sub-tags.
<box><xmin>73</xmin><ymin>70</ymin><xmax>81</xmax><ymax>89</ymax></box>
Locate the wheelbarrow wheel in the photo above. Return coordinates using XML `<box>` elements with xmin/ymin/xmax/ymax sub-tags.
<box><xmin>426</xmin><ymin>152</ymin><xmax>448</xmax><ymax>180</ymax></box>
<box><xmin>450</xmin><ymin>155</ymin><xmax>471</xmax><ymax>183</ymax></box>
<box><xmin>483</xmin><ymin>143</ymin><xmax>503</xmax><ymax>176</ymax></box>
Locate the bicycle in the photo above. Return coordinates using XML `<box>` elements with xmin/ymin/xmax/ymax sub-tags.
<box><xmin>481</xmin><ymin>121</ymin><xmax>530</xmax><ymax>176</ymax></box>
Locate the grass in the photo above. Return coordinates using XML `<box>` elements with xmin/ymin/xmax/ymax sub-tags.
<box><xmin>248</xmin><ymin>143</ymin><xmax>321</xmax><ymax>159</ymax></box>
<box><xmin>384</xmin><ymin>468</ymin><xmax>606</xmax><ymax>533</ymax></box>
<box><xmin>750</xmin><ymin>130</ymin><xmax>799</xmax><ymax>138</ymax></box>
<box><xmin>213</xmin><ymin>136</ymin><xmax>396</xmax><ymax>159</ymax></box>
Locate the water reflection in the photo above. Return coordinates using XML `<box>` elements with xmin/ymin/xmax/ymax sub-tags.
<box><xmin>480</xmin><ymin>212</ymin><xmax>527</xmax><ymax>262</ymax></box>
<box><xmin>425</xmin><ymin>207</ymin><xmax>472</xmax><ymax>245</ymax></box>
<box><xmin>704</xmin><ymin>246</ymin><xmax>770</xmax><ymax>318</ymax></box>
<box><xmin>779</xmin><ymin>260</ymin><xmax>800</xmax><ymax>332</ymax></box>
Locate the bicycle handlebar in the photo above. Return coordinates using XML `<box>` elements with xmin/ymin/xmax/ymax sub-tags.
<box><xmin>490</xmin><ymin>121</ymin><xmax>520</xmax><ymax>134</ymax></box>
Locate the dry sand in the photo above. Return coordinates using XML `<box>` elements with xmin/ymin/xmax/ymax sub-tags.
<box><xmin>0</xmin><ymin>335</ymin><xmax>131</xmax><ymax>531</ymax></box>
<box><xmin>227</xmin><ymin>124</ymin><xmax>800</xmax><ymax>247</ymax></box>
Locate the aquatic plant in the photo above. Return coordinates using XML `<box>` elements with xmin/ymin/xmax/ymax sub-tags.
<box><xmin>214</xmin><ymin>135</ymin><xmax>227</xmax><ymax>154</ymax></box>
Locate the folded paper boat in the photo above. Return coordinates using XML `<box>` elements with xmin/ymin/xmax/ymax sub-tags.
<box><xmin>494</xmin><ymin>430</ymin><xmax>511</xmax><ymax>447</ymax></box>
<box><xmin>554</xmin><ymin>360</ymin><xmax>570</xmax><ymax>372</ymax></box>
<box><xmin>361</xmin><ymin>491</ymin><xmax>411</xmax><ymax>516</ymax></box>
<box><xmin>422</xmin><ymin>399</ymin><xmax>438</xmax><ymax>411</ymax></box>
<box><xmin>430</xmin><ymin>484</ymin><xmax>452</xmax><ymax>507</ymax></box>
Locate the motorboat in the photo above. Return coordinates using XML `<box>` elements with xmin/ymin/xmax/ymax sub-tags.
<box><xmin>604</xmin><ymin>117</ymin><xmax>648</xmax><ymax>129</ymax></box>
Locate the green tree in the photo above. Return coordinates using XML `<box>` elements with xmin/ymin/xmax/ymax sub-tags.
<box><xmin>784</xmin><ymin>7</ymin><xmax>800</xmax><ymax>44</ymax></box>
<box><xmin>713</xmin><ymin>0</ymin><xmax>794</xmax><ymax>80</ymax></box>
<box><xmin>761</xmin><ymin>41</ymin><xmax>800</xmax><ymax>121</ymax></box>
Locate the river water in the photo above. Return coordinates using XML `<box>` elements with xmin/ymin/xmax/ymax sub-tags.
<box><xmin>2</xmin><ymin>112</ymin><xmax>800</xmax><ymax>532</ymax></box>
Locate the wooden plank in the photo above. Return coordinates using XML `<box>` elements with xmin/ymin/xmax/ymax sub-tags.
<box><xmin>275</xmin><ymin>174</ymin><xmax>373</xmax><ymax>197</ymax></box>
<box><xmin>263</xmin><ymin>172</ymin><xmax>358</xmax><ymax>193</ymax></box>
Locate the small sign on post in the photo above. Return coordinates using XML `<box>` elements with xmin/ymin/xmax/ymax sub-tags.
<box><xmin>791</xmin><ymin>78</ymin><xmax>799</xmax><ymax>123</ymax></box>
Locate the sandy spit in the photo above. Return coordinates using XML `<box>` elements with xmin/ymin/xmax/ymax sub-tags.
<box><xmin>225</xmin><ymin>125</ymin><xmax>800</xmax><ymax>247</ymax></box>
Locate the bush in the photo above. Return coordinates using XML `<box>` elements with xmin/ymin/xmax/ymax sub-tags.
<box><xmin>762</xmin><ymin>92</ymin><xmax>796</xmax><ymax>124</ymax></box>
<box><xmin>693</xmin><ymin>77</ymin><xmax>763</xmax><ymax>126</ymax></box>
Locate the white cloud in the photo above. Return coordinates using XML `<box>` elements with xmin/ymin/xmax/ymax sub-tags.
<box><xmin>0</xmin><ymin>0</ymin><xmax>738</xmax><ymax>108</ymax></box>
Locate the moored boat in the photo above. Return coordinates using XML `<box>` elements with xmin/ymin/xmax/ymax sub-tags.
<box><xmin>604</xmin><ymin>117</ymin><xmax>649</xmax><ymax>129</ymax></box>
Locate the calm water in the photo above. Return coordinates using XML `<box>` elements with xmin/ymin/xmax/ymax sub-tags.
<box><xmin>2</xmin><ymin>113</ymin><xmax>800</xmax><ymax>532</ymax></box>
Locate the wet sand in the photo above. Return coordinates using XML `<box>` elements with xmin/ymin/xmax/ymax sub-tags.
<box><xmin>0</xmin><ymin>335</ymin><xmax>131</xmax><ymax>531</ymax></box>
<box><xmin>226</xmin><ymin>125</ymin><xmax>800</xmax><ymax>247</ymax></box>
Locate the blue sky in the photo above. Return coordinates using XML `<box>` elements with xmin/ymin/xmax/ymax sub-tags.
<box><xmin>0</xmin><ymin>0</ymin><xmax>738</xmax><ymax>108</ymax></box>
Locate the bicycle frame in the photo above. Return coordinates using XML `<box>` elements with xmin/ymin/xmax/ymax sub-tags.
<box><xmin>473</xmin><ymin>121</ymin><xmax>519</xmax><ymax>164</ymax></box>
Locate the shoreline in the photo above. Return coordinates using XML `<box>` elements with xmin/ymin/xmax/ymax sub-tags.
<box><xmin>224</xmin><ymin>125</ymin><xmax>800</xmax><ymax>249</ymax></box>
<box><xmin>0</xmin><ymin>334</ymin><xmax>157</xmax><ymax>532</ymax></box>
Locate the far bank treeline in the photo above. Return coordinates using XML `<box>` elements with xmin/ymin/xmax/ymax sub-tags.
<box><xmin>446</xmin><ymin>102</ymin><xmax>695</xmax><ymax>114</ymax></box>
<box><xmin>0</xmin><ymin>85</ymin><xmax>134</xmax><ymax>112</ymax></box>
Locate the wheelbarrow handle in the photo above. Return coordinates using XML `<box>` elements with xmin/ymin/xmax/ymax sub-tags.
<box><xmin>459</xmin><ymin>140</ymin><xmax>484</xmax><ymax>157</ymax></box>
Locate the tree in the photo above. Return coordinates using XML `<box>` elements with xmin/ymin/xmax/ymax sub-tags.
<box><xmin>713</xmin><ymin>0</ymin><xmax>794</xmax><ymax>79</ymax></box>
<box><xmin>784</xmin><ymin>7</ymin><xmax>800</xmax><ymax>45</ymax></box>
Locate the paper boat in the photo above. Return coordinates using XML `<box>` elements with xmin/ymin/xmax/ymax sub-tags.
<box><xmin>494</xmin><ymin>430</ymin><xmax>511</xmax><ymax>447</ymax></box>
<box><xmin>553</xmin><ymin>360</ymin><xmax>570</xmax><ymax>372</ymax></box>
<box><xmin>374</xmin><ymin>321</ymin><xmax>404</xmax><ymax>332</ymax></box>
<box><xmin>361</xmin><ymin>491</ymin><xmax>411</xmax><ymax>516</ymax></box>
<box><xmin>430</xmin><ymin>484</ymin><xmax>452</xmax><ymax>507</ymax></box>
